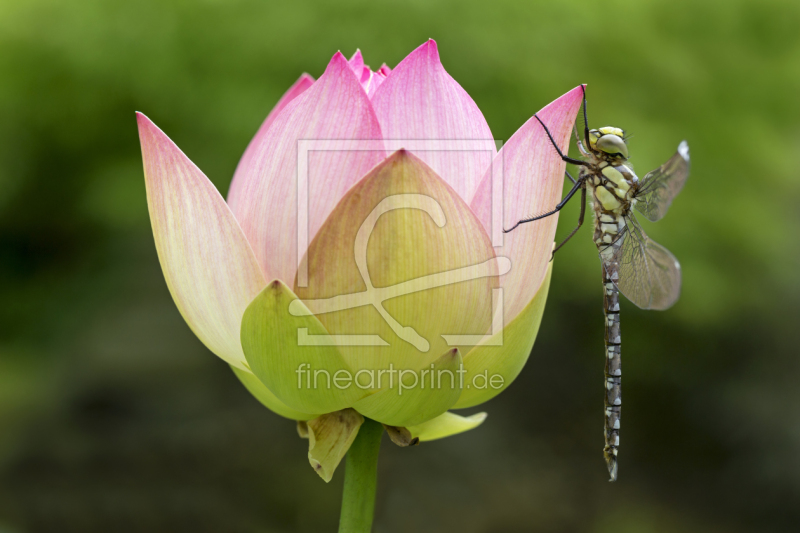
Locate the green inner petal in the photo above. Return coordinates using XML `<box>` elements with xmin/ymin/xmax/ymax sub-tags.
<box><xmin>241</xmin><ymin>280</ymin><xmax>369</xmax><ymax>415</ymax></box>
<box><xmin>353</xmin><ymin>347</ymin><xmax>463</xmax><ymax>427</ymax></box>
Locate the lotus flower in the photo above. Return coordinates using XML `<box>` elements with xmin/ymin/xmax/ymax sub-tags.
<box><xmin>138</xmin><ymin>40</ymin><xmax>582</xmax><ymax>482</ymax></box>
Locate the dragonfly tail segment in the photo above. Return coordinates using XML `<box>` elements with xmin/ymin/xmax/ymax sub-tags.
<box><xmin>603</xmin><ymin>266</ymin><xmax>622</xmax><ymax>482</ymax></box>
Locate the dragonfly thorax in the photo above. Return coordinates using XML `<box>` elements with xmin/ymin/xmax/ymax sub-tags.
<box><xmin>581</xmin><ymin>160</ymin><xmax>639</xmax><ymax>216</ymax></box>
<box><xmin>582</xmin><ymin>161</ymin><xmax>639</xmax><ymax>248</ymax></box>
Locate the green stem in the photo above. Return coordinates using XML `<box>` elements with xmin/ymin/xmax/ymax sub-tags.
<box><xmin>338</xmin><ymin>417</ymin><xmax>383</xmax><ymax>533</ymax></box>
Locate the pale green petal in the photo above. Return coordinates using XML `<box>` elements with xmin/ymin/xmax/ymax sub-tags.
<box><xmin>453</xmin><ymin>263</ymin><xmax>552</xmax><ymax>409</ymax></box>
<box><xmin>241</xmin><ymin>280</ymin><xmax>369</xmax><ymax>415</ymax></box>
<box><xmin>138</xmin><ymin>113</ymin><xmax>267</xmax><ymax>371</ymax></box>
<box><xmin>307</xmin><ymin>409</ymin><xmax>364</xmax><ymax>483</ymax></box>
<box><xmin>407</xmin><ymin>411</ymin><xmax>488</xmax><ymax>442</ymax></box>
<box><xmin>295</xmin><ymin>150</ymin><xmax>498</xmax><ymax>378</ymax></box>
<box><xmin>352</xmin><ymin>348</ymin><xmax>463</xmax><ymax>427</ymax></box>
<box><xmin>231</xmin><ymin>365</ymin><xmax>318</xmax><ymax>421</ymax></box>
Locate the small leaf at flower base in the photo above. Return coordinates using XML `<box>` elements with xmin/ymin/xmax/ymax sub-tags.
<box><xmin>407</xmin><ymin>411</ymin><xmax>488</xmax><ymax>442</ymax></box>
<box><xmin>297</xmin><ymin>421</ymin><xmax>309</xmax><ymax>438</ymax></box>
<box><xmin>454</xmin><ymin>263</ymin><xmax>552</xmax><ymax>409</ymax></box>
<box><xmin>307</xmin><ymin>409</ymin><xmax>365</xmax><ymax>483</ymax></box>
<box><xmin>241</xmin><ymin>280</ymin><xmax>370</xmax><ymax>415</ymax></box>
<box><xmin>382</xmin><ymin>424</ymin><xmax>419</xmax><ymax>447</ymax></box>
<box><xmin>231</xmin><ymin>365</ymin><xmax>318</xmax><ymax>421</ymax></box>
<box><xmin>352</xmin><ymin>348</ymin><xmax>463</xmax><ymax>427</ymax></box>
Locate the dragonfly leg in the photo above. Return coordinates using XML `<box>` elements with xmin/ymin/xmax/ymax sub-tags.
<box><xmin>578</xmin><ymin>84</ymin><xmax>591</xmax><ymax>149</ymax></box>
<box><xmin>565</xmin><ymin>169</ymin><xmax>577</xmax><ymax>185</ymax></box>
<box><xmin>534</xmin><ymin>114</ymin><xmax>589</xmax><ymax>167</ymax></box>
<box><xmin>551</xmin><ymin>187</ymin><xmax>586</xmax><ymax>260</ymax></box>
<box><xmin>504</xmin><ymin>176</ymin><xmax>584</xmax><ymax>233</ymax></box>
<box><xmin>574</xmin><ymin>125</ymin><xmax>590</xmax><ymax>157</ymax></box>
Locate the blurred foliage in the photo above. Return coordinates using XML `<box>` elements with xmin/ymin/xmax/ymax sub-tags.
<box><xmin>0</xmin><ymin>0</ymin><xmax>799</xmax><ymax>531</ymax></box>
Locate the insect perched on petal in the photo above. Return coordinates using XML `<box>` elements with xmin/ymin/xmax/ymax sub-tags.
<box><xmin>505</xmin><ymin>85</ymin><xmax>690</xmax><ymax>481</ymax></box>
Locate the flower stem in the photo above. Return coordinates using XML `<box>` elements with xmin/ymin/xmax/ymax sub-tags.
<box><xmin>338</xmin><ymin>417</ymin><xmax>383</xmax><ymax>533</ymax></box>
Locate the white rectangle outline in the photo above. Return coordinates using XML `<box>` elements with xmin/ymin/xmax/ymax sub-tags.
<box><xmin>296</xmin><ymin>139</ymin><xmax>505</xmax><ymax>287</ymax></box>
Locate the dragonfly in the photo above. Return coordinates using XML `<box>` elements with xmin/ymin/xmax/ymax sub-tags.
<box><xmin>505</xmin><ymin>85</ymin><xmax>690</xmax><ymax>481</ymax></box>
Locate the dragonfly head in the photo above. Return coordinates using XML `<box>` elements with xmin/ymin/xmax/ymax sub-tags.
<box><xmin>589</xmin><ymin>126</ymin><xmax>629</xmax><ymax>160</ymax></box>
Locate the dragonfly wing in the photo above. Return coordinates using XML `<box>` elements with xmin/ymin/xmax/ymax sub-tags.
<box><xmin>634</xmin><ymin>141</ymin><xmax>690</xmax><ymax>222</ymax></box>
<box><xmin>600</xmin><ymin>216</ymin><xmax>682</xmax><ymax>310</ymax></box>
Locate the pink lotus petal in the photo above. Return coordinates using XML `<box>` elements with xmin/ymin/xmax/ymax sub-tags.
<box><xmin>371</xmin><ymin>39</ymin><xmax>495</xmax><ymax>203</ymax></box>
<box><xmin>228</xmin><ymin>52</ymin><xmax>385</xmax><ymax>285</ymax></box>
<box><xmin>470</xmin><ymin>85</ymin><xmax>584</xmax><ymax>324</ymax></box>
<box><xmin>366</xmin><ymin>65</ymin><xmax>389</xmax><ymax>98</ymax></box>
<box><xmin>367</xmin><ymin>64</ymin><xmax>392</xmax><ymax>98</ymax></box>
<box><xmin>348</xmin><ymin>49</ymin><xmax>366</xmax><ymax>76</ymax></box>
<box><xmin>349</xmin><ymin>49</ymin><xmax>388</xmax><ymax>97</ymax></box>
<box><xmin>262</xmin><ymin>74</ymin><xmax>316</xmax><ymax>137</ymax></box>
<box><xmin>227</xmin><ymin>73</ymin><xmax>315</xmax><ymax>208</ymax></box>
<box><xmin>137</xmin><ymin>113</ymin><xmax>267</xmax><ymax>370</ymax></box>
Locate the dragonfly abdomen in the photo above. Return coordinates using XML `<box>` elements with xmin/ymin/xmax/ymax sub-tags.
<box><xmin>603</xmin><ymin>273</ymin><xmax>622</xmax><ymax>482</ymax></box>
<box><xmin>596</xmin><ymin>204</ymin><xmax>625</xmax><ymax>482</ymax></box>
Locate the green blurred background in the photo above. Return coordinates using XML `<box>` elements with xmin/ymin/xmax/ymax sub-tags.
<box><xmin>1</xmin><ymin>0</ymin><xmax>798</xmax><ymax>531</ymax></box>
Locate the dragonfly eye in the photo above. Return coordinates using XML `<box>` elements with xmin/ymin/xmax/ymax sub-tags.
<box><xmin>596</xmin><ymin>134</ymin><xmax>629</xmax><ymax>159</ymax></box>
